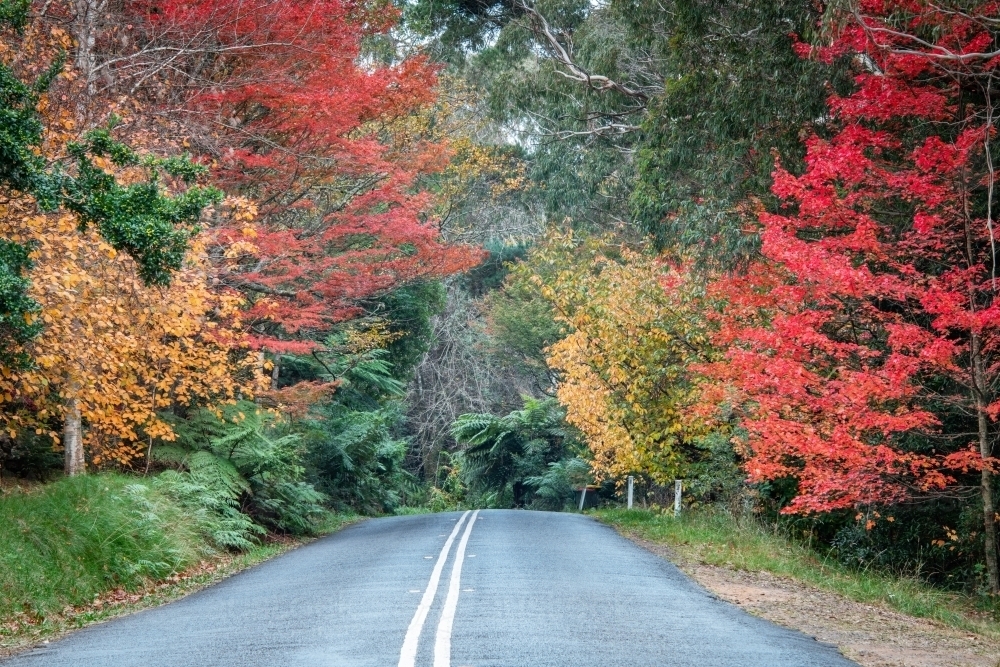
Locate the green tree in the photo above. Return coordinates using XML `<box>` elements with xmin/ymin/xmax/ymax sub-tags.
<box><xmin>407</xmin><ymin>0</ymin><xmax>849</xmax><ymax>264</ymax></box>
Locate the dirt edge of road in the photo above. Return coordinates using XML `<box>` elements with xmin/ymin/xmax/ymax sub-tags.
<box><xmin>622</xmin><ymin>532</ymin><xmax>999</xmax><ymax>667</ymax></box>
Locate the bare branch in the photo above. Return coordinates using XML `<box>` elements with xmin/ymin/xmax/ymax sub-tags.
<box><xmin>519</xmin><ymin>2</ymin><xmax>650</xmax><ymax>102</ymax></box>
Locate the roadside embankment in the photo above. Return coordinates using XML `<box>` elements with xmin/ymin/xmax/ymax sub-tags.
<box><xmin>597</xmin><ymin>508</ymin><xmax>1000</xmax><ymax>667</ymax></box>
<box><xmin>0</xmin><ymin>474</ymin><xmax>356</xmax><ymax>656</ymax></box>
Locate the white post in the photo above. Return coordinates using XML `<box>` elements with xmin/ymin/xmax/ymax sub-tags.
<box><xmin>578</xmin><ymin>487</ymin><xmax>587</xmax><ymax>511</ymax></box>
<box><xmin>674</xmin><ymin>479</ymin><xmax>682</xmax><ymax>517</ymax></box>
<box><xmin>627</xmin><ymin>476</ymin><xmax>634</xmax><ymax>509</ymax></box>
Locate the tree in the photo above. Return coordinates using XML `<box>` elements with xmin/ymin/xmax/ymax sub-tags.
<box><xmin>405</xmin><ymin>284</ymin><xmax>528</xmax><ymax>480</ymax></box>
<box><xmin>2</xmin><ymin>207</ymin><xmax>261</xmax><ymax>474</ymax></box>
<box><xmin>2</xmin><ymin>8</ymin><xmax>238</xmax><ymax>476</ymax></box>
<box><xmin>409</xmin><ymin>0</ymin><xmax>849</xmax><ymax>261</ymax></box>
<box><xmin>451</xmin><ymin>395</ymin><xmax>579</xmax><ymax>507</ymax></box>
<box><xmin>0</xmin><ymin>7</ymin><xmax>220</xmax><ymax>360</ymax></box>
<box><xmin>520</xmin><ymin>231</ymin><xmax>713</xmax><ymax>483</ymax></box>
<box><xmin>627</xmin><ymin>0</ymin><xmax>850</xmax><ymax>263</ymax></box>
<box><xmin>705</xmin><ymin>0</ymin><xmax>1000</xmax><ymax>592</ymax></box>
<box><xmin>100</xmin><ymin>0</ymin><xmax>486</xmax><ymax>349</ymax></box>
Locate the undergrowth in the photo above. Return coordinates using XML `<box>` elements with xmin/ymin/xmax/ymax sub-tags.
<box><xmin>0</xmin><ymin>475</ymin><xmax>208</xmax><ymax>623</ymax></box>
<box><xmin>596</xmin><ymin>507</ymin><xmax>1000</xmax><ymax>638</ymax></box>
<box><xmin>0</xmin><ymin>474</ymin><xmax>356</xmax><ymax>632</ymax></box>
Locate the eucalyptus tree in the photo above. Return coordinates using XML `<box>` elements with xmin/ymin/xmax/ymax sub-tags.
<box><xmin>407</xmin><ymin>0</ymin><xmax>850</xmax><ymax>265</ymax></box>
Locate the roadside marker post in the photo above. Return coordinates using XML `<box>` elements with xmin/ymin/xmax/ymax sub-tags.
<box><xmin>578</xmin><ymin>486</ymin><xmax>587</xmax><ymax>511</ymax></box>
<box><xmin>674</xmin><ymin>480</ymin><xmax>682</xmax><ymax>517</ymax></box>
<box><xmin>626</xmin><ymin>476</ymin><xmax>634</xmax><ymax>509</ymax></box>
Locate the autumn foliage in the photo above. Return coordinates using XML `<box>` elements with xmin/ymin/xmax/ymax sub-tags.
<box><xmin>493</xmin><ymin>0</ymin><xmax>1000</xmax><ymax>591</ymax></box>
<box><xmin>0</xmin><ymin>0</ymin><xmax>481</xmax><ymax>472</ymax></box>
<box><xmin>518</xmin><ymin>232</ymin><xmax>711</xmax><ymax>483</ymax></box>
<box><xmin>701</xmin><ymin>0</ymin><xmax>997</xmax><ymax>513</ymax></box>
<box><xmin>3</xmin><ymin>208</ymin><xmax>260</xmax><ymax>465</ymax></box>
<box><xmin>119</xmin><ymin>0</ymin><xmax>483</xmax><ymax>346</ymax></box>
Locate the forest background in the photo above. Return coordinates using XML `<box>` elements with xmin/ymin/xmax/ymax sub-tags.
<box><xmin>2</xmin><ymin>0</ymin><xmax>1000</xmax><ymax>637</ymax></box>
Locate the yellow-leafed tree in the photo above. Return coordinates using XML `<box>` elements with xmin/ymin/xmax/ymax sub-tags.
<box><xmin>516</xmin><ymin>231</ymin><xmax>714</xmax><ymax>484</ymax></box>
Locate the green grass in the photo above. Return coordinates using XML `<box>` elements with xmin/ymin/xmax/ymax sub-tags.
<box><xmin>392</xmin><ymin>506</ymin><xmax>436</xmax><ymax>516</ymax></box>
<box><xmin>0</xmin><ymin>474</ymin><xmax>209</xmax><ymax>623</ymax></box>
<box><xmin>0</xmin><ymin>473</ymin><xmax>361</xmax><ymax>654</ymax></box>
<box><xmin>596</xmin><ymin>507</ymin><xmax>1000</xmax><ymax>638</ymax></box>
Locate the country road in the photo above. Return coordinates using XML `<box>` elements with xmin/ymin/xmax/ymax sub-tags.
<box><xmin>3</xmin><ymin>511</ymin><xmax>858</xmax><ymax>667</ymax></box>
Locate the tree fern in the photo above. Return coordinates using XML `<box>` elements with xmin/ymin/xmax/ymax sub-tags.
<box><xmin>451</xmin><ymin>397</ymin><xmax>586</xmax><ymax>508</ymax></box>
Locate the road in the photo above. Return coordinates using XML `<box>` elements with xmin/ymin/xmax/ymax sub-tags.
<box><xmin>4</xmin><ymin>510</ymin><xmax>858</xmax><ymax>666</ymax></box>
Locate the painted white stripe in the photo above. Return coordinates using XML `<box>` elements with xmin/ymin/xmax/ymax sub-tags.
<box><xmin>433</xmin><ymin>509</ymin><xmax>480</xmax><ymax>667</ymax></box>
<box><xmin>398</xmin><ymin>511</ymin><xmax>470</xmax><ymax>667</ymax></box>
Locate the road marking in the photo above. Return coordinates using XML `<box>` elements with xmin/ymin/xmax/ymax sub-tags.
<box><xmin>397</xmin><ymin>511</ymin><xmax>470</xmax><ymax>667</ymax></box>
<box><xmin>433</xmin><ymin>509</ymin><xmax>480</xmax><ymax>667</ymax></box>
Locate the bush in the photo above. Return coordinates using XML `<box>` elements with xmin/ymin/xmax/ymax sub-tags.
<box><xmin>451</xmin><ymin>396</ymin><xmax>587</xmax><ymax>508</ymax></box>
<box><xmin>824</xmin><ymin>499</ymin><xmax>990</xmax><ymax>594</ymax></box>
<box><xmin>0</xmin><ymin>430</ymin><xmax>61</xmax><ymax>481</ymax></box>
<box><xmin>303</xmin><ymin>403</ymin><xmax>418</xmax><ymax>514</ymax></box>
<box><xmin>153</xmin><ymin>468</ymin><xmax>264</xmax><ymax>551</ymax></box>
<box><xmin>524</xmin><ymin>457</ymin><xmax>590</xmax><ymax>511</ymax></box>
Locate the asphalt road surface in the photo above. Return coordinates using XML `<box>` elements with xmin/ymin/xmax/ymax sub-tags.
<box><xmin>4</xmin><ymin>510</ymin><xmax>858</xmax><ymax>667</ymax></box>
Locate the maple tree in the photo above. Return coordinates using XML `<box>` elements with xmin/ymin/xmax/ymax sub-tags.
<box><xmin>703</xmin><ymin>1</ymin><xmax>1000</xmax><ymax>592</ymax></box>
<box><xmin>93</xmin><ymin>0</ymin><xmax>485</xmax><ymax>349</ymax></box>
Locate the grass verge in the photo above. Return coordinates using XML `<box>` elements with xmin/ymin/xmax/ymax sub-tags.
<box><xmin>0</xmin><ymin>474</ymin><xmax>358</xmax><ymax>656</ymax></box>
<box><xmin>595</xmin><ymin>507</ymin><xmax>999</xmax><ymax>638</ymax></box>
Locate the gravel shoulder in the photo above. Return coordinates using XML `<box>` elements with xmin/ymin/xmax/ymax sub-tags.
<box><xmin>627</xmin><ymin>534</ymin><xmax>999</xmax><ymax>667</ymax></box>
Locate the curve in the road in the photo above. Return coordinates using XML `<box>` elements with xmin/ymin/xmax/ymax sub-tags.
<box><xmin>3</xmin><ymin>510</ymin><xmax>859</xmax><ymax>667</ymax></box>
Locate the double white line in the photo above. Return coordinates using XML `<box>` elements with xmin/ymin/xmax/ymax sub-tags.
<box><xmin>398</xmin><ymin>510</ymin><xmax>480</xmax><ymax>667</ymax></box>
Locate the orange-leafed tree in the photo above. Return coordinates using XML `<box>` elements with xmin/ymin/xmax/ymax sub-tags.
<box><xmin>515</xmin><ymin>231</ymin><xmax>713</xmax><ymax>483</ymax></box>
<box><xmin>2</xmin><ymin>205</ymin><xmax>262</xmax><ymax>473</ymax></box>
<box><xmin>1</xmin><ymin>5</ymin><xmax>244</xmax><ymax>475</ymax></box>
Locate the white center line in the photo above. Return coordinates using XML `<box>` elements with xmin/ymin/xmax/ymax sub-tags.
<box><xmin>433</xmin><ymin>509</ymin><xmax>480</xmax><ymax>667</ymax></box>
<box><xmin>398</xmin><ymin>511</ymin><xmax>471</xmax><ymax>667</ymax></box>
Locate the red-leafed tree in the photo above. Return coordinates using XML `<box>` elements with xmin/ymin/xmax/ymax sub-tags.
<box><xmin>101</xmin><ymin>0</ymin><xmax>483</xmax><ymax>349</ymax></box>
<box><xmin>704</xmin><ymin>1</ymin><xmax>1000</xmax><ymax>592</ymax></box>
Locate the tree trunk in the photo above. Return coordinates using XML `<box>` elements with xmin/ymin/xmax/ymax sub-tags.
<box><xmin>72</xmin><ymin>0</ymin><xmax>108</xmax><ymax>95</ymax></box>
<box><xmin>962</xmin><ymin>158</ymin><xmax>1000</xmax><ymax>594</ymax></box>
<box><xmin>972</xmin><ymin>330</ymin><xmax>1000</xmax><ymax>594</ymax></box>
<box><xmin>63</xmin><ymin>396</ymin><xmax>85</xmax><ymax>476</ymax></box>
<box><xmin>270</xmin><ymin>355</ymin><xmax>281</xmax><ymax>391</ymax></box>
<box><xmin>981</xmin><ymin>465</ymin><xmax>998</xmax><ymax>595</ymax></box>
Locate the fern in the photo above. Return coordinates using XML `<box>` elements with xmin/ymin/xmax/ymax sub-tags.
<box><xmin>154</xmin><ymin>401</ymin><xmax>324</xmax><ymax>539</ymax></box>
<box><xmin>451</xmin><ymin>397</ymin><xmax>587</xmax><ymax>508</ymax></box>
<box><xmin>524</xmin><ymin>458</ymin><xmax>592</xmax><ymax>511</ymax></box>
<box><xmin>302</xmin><ymin>401</ymin><xmax>415</xmax><ymax>514</ymax></box>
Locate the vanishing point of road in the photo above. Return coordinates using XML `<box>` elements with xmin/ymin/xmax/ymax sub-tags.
<box><xmin>4</xmin><ymin>511</ymin><xmax>858</xmax><ymax>666</ymax></box>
